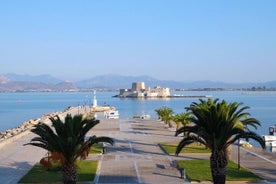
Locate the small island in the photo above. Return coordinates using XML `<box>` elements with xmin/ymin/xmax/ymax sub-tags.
<box><xmin>114</xmin><ymin>82</ymin><xmax>211</xmax><ymax>98</ymax></box>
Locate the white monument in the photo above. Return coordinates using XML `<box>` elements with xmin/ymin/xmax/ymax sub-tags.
<box><xmin>93</xmin><ymin>90</ymin><xmax>97</xmax><ymax>107</ymax></box>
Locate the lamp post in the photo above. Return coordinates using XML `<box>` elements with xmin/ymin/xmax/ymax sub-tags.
<box><xmin>238</xmin><ymin>138</ymin><xmax>240</xmax><ymax>170</ymax></box>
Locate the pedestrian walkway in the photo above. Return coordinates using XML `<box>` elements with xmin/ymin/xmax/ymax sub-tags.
<box><xmin>231</xmin><ymin>145</ymin><xmax>276</xmax><ymax>183</ymax></box>
<box><xmin>0</xmin><ymin>106</ymin><xmax>86</xmax><ymax>184</ymax></box>
<box><xmin>1</xmin><ymin>116</ymin><xmax>276</xmax><ymax>183</ymax></box>
<box><xmin>91</xmin><ymin>119</ymin><xmax>184</xmax><ymax>184</ymax></box>
<box><xmin>92</xmin><ymin>119</ymin><xmax>276</xmax><ymax>184</ymax></box>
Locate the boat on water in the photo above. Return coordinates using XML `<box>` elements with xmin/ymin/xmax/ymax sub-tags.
<box><xmin>104</xmin><ymin>110</ymin><xmax>119</xmax><ymax>119</ymax></box>
<box><xmin>263</xmin><ymin>125</ymin><xmax>276</xmax><ymax>142</ymax></box>
<box><xmin>263</xmin><ymin>135</ymin><xmax>276</xmax><ymax>142</ymax></box>
<box><xmin>271</xmin><ymin>141</ymin><xmax>276</xmax><ymax>147</ymax></box>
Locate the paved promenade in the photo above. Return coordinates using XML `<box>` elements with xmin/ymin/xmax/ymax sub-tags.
<box><xmin>0</xmin><ymin>106</ymin><xmax>84</xmax><ymax>183</ymax></box>
<box><xmin>90</xmin><ymin>119</ymin><xmax>184</xmax><ymax>184</ymax></box>
<box><xmin>0</xmin><ymin>115</ymin><xmax>276</xmax><ymax>183</ymax></box>
<box><xmin>231</xmin><ymin>145</ymin><xmax>276</xmax><ymax>183</ymax></box>
<box><xmin>91</xmin><ymin>119</ymin><xmax>276</xmax><ymax>184</ymax></box>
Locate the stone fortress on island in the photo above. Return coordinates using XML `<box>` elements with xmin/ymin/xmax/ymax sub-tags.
<box><xmin>118</xmin><ymin>82</ymin><xmax>170</xmax><ymax>98</ymax></box>
<box><xmin>116</xmin><ymin>81</ymin><xmax>213</xmax><ymax>99</ymax></box>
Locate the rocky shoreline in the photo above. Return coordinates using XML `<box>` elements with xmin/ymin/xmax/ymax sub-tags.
<box><xmin>0</xmin><ymin>107</ymin><xmax>72</xmax><ymax>149</ymax></box>
<box><xmin>0</xmin><ymin>105</ymin><xmax>115</xmax><ymax>149</ymax></box>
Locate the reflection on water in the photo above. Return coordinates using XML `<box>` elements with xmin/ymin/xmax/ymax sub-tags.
<box><xmin>1</xmin><ymin>91</ymin><xmax>276</xmax><ymax>154</ymax></box>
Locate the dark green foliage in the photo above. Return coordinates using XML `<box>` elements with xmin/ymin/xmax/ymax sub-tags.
<box><xmin>25</xmin><ymin>114</ymin><xmax>114</xmax><ymax>184</ymax></box>
<box><xmin>155</xmin><ymin>107</ymin><xmax>174</xmax><ymax>126</ymax></box>
<box><xmin>175</xmin><ymin>98</ymin><xmax>265</xmax><ymax>184</ymax></box>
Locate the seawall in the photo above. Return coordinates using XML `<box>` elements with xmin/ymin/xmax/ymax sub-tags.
<box><xmin>0</xmin><ymin>105</ymin><xmax>114</xmax><ymax>149</ymax></box>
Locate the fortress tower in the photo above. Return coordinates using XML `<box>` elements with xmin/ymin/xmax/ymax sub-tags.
<box><xmin>132</xmin><ymin>82</ymin><xmax>145</xmax><ymax>91</ymax></box>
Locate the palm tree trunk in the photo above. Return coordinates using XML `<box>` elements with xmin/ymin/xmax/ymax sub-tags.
<box><xmin>226</xmin><ymin>145</ymin><xmax>232</xmax><ymax>161</ymax></box>
<box><xmin>62</xmin><ymin>162</ymin><xmax>77</xmax><ymax>184</ymax></box>
<box><xmin>210</xmin><ymin>151</ymin><xmax>227</xmax><ymax>184</ymax></box>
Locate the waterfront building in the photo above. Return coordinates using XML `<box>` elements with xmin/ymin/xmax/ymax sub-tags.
<box><xmin>118</xmin><ymin>82</ymin><xmax>170</xmax><ymax>98</ymax></box>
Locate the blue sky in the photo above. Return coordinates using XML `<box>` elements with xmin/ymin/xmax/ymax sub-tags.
<box><xmin>0</xmin><ymin>0</ymin><xmax>275</xmax><ymax>83</ymax></box>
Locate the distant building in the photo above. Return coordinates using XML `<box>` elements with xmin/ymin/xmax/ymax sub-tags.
<box><xmin>118</xmin><ymin>82</ymin><xmax>170</xmax><ymax>98</ymax></box>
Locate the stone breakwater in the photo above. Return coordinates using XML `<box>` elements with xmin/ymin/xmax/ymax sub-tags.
<box><xmin>0</xmin><ymin>105</ymin><xmax>115</xmax><ymax>149</ymax></box>
<box><xmin>0</xmin><ymin>108</ymin><xmax>70</xmax><ymax>149</ymax></box>
<box><xmin>0</xmin><ymin>112</ymin><xmax>60</xmax><ymax>142</ymax></box>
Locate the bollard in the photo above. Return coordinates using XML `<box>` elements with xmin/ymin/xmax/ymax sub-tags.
<box><xmin>179</xmin><ymin>168</ymin><xmax>186</xmax><ymax>179</ymax></box>
<box><xmin>102</xmin><ymin>146</ymin><xmax>106</xmax><ymax>154</ymax></box>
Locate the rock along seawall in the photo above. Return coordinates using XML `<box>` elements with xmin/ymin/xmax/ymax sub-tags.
<box><xmin>0</xmin><ymin>105</ymin><xmax>115</xmax><ymax>149</ymax></box>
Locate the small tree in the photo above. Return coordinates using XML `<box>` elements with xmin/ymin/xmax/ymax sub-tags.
<box><xmin>172</xmin><ymin>112</ymin><xmax>191</xmax><ymax>131</ymax></box>
<box><xmin>155</xmin><ymin>107</ymin><xmax>174</xmax><ymax>127</ymax></box>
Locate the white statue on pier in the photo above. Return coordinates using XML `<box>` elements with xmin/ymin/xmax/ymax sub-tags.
<box><xmin>93</xmin><ymin>90</ymin><xmax>97</xmax><ymax>107</ymax></box>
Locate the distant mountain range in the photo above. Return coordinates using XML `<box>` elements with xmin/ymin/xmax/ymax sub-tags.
<box><xmin>0</xmin><ymin>73</ymin><xmax>276</xmax><ymax>92</ymax></box>
<box><xmin>0</xmin><ymin>73</ymin><xmax>76</xmax><ymax>92</ymax></box>
<box><xmin>4</xmin><ymin>73</ymin><xmax>63</xmax><ymax>84</ymax></box>
<box><xmin>74</xmin><ymin>74</ymin><xmax>276</xmax><ymax>89</ymax></box>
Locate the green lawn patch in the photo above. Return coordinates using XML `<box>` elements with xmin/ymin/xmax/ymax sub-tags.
<box><xmin>177</xmin><ymin>160</ymin><xmax>262</xmax><ymax>182</ymax></box>
<box><xmin>90</xmin><ymin>143</ymin><xmax>103</xmax><ymax>154</ymax></box>
<box><xmin>19</xmin><ymin>144</ymin><xmax>101</xmax><ymax>183</ymax></box>
<box><xmin>160</xmin><ymin>142</ymin><xmax>210</xmax><ymax>154</ymax></box>
<box><xmin>19</xmin><ymin>163</ymin><xmax>62</xmax><ymax>183</ymax></box>
<box><xmin>19</xmin><ymin>160</ymin><xmax>98</xmax><ymax>183</ymax></box>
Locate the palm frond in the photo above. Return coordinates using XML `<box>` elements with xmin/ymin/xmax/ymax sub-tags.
<box><xmin>175</xmin><ymin>135</ymin><xmax>206</xmax><ymax>155</ymax></box>
<box><xmin>175</xmin><ymin>125</ymin><xmax>199</xmax><ymax>136</ymax></box>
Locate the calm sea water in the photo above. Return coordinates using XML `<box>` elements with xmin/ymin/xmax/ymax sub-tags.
<box><xmin>1</xmin><ymin>91</ymin><xmax>276</xmax><ymax>148</ymax></box>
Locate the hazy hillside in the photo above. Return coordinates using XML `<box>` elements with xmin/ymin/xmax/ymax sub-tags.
<box><xmin>75</xmin><ymin>74</ymin><xmax>166</xmax><ymax>89</ymax></box>
<box><xmin>0</xmin><ymin>74</ymin><xmax>76</xmax><ymax>92</ymax></box>
<box><xmin>75</xmin><ymin>74</ymin><xmax>269</xmax><ymax>89</ymax></box>
<box><xmin>1</xmin><ymin>73</ymin><xmax>276</xmax><ymax>91</ymax></box>
<box><xmin>4</xmin><ymin>73</ymin><xmax>62</xmax><ymax>84</ymax></box>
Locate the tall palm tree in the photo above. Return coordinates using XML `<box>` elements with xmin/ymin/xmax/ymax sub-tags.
<box><xmin>175</xmin><ymin>98</ymin><xmax>265</xmax><ymax>184</ymax></box>
<box><xmin>25</xmin><ymin>114</ymin><xmax>114</xmax><ymax>184</ymax></box>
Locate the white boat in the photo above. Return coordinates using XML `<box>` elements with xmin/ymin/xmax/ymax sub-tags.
<box><xmin>263</xmin><ymin>125</ymin><xmax>276</xmax><ymax>142</ymax></box>
<box><xmin>104</xmin><ymin>110</ymin><xmax>119</xmax><ymax>119</ymax></box>
<box><xmin>263</xmin><ymin>135</ymin><xmax>276</xmax><ymax>142</ymax></box>
<box><xmin>271</xmin><ymin>141</ymin><xmax>276</xmax><ymax>147</ymax></box>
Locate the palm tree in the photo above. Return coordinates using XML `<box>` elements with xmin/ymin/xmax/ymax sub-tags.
<box><xmin>155</xmin><ymin>107</ymin><xmax>174</xmax><ymax>127</ymax></box>
<box><xmin>25</xmin><ymin>114</ymin><xmax>114</xmax><ymax>184</ymax></box>
<box><xmin>172</xmin><ymin>112</ymin><xmax>191</xmax><ymax>131</ymax></box>
<box><xmin>175</xmin><ymin>98</ymin><xmax>265</xmax><ymax>184</ymax></box>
